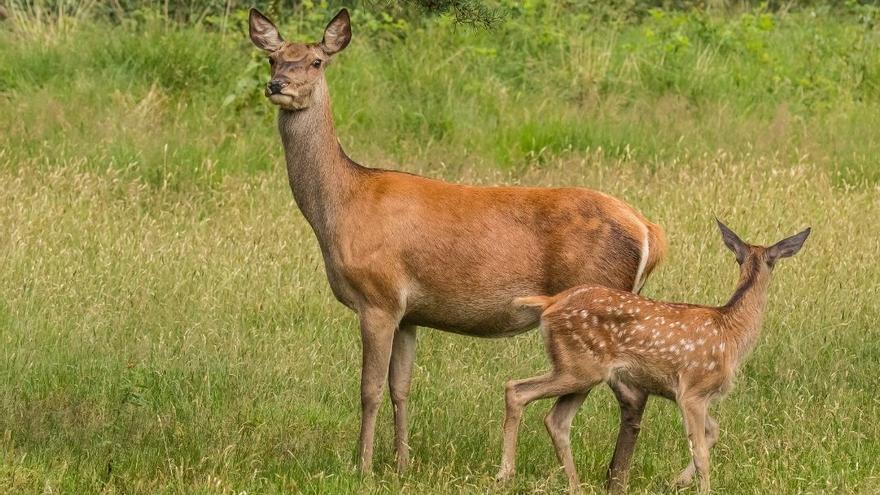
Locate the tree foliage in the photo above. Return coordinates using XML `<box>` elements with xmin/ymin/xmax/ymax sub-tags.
<box><xmin>393</xmin><ymin>0</ymin><xmax>505</xmax><ymax>27</ymax></box>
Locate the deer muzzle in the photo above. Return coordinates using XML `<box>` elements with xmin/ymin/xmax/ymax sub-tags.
<box><xmin>266</xmin><ymin>79</ymin><xmax>288</xmax><ymax>96</ymax></box>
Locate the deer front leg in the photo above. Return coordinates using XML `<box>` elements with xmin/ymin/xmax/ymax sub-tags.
<box><xmin>357</xmin><ymin>308</ymin><xmax>399</xmax><ymax>474</ymax></box>
<box><xmin>606</xmin><ymin>382</ymin><xmax>648</xmax><ymax>494</ymax></box>
<box><xmin>676</xmin><ymin>415</ymin><xmax>718</xmax><ymax>487</ymax></box>
<box><xmin>388</xmin><ymin>324</ymin><xmax>417</xmax><ymax>474</ymax></box>
<box><xmin>679</xmin><ymin>399</ymin><xmax>711</xmax><ymax>494</ymax></box>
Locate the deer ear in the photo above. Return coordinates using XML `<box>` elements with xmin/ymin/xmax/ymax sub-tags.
<box><xmin>716</xmin><ymin>218</ymin><xmax>748</xmax><ymax>265</ymax></box>
<box><xmin>767</xmin><ymin>227</ymin><xmax>811</xmax><ymax>263</ymax></box>
<box><xmin>249</xmin><ymin>9</ymin><xmax>284</xmax><ymax>52</ymax></box>
<box><xmin>321</xmin><ymin>9</ymin><xmax>352</xmax><ymax>56</ymax></box>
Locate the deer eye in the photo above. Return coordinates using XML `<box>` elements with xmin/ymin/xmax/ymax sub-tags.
<box><xmin>268</xmin><ymin>57</ymin><xmax>275</xmax><ymax>66</ymax></box>
<box><xmin>312</xmin><ymin>59</ymin><xmax>322</xmax><ymax>68</ymax></box>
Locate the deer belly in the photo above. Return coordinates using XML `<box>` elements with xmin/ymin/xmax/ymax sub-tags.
<box><xmin>401</xmin><ymin>301</ymin><xmax>540</xmax><ymax>338</ymax></box>
<box><xmin>611</xmin><ymin>366</ymin><xmax>677</xmax><ymax>400</ymax></box>
<box><xmin>325</xmin><ymin>258</ymin><xmax>539</xmax><ymax>336</ymax></box>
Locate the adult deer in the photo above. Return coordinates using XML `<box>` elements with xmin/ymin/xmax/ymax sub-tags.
<box><xmin>248</xmin><ymin>8</ymin><xmax>667</xmax><ymax>476</ymax></box>
<box><xmin>498</xmin><ymin>221</ymin><xmax>810</xmax><ymax>493</ymax></box>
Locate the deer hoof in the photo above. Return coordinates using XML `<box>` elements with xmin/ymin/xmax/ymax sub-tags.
<box><xmin>675</xmin><ymin>470</ymin><xmax>695</xmax><ymax>487</ymax></box>
<box><xmin>495</xmin><ymin>468</ymin><xmax>515</xmax><ymax>483</ymax></box>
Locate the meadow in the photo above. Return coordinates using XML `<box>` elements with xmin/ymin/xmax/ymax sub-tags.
<box><xmin>1</xmin><ymin>1</ymin><xmax>879</xmax><ymax>493</ymax></box>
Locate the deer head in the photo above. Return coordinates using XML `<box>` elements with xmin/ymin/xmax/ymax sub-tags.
<box><xmin>716</xmin><ymin>219</ymin><xmax>811</xmax><ymax>272</ymax></box>
<box><xmin>249</xmin><ymin>8</ymin><xmax>351</xmax><ymax>111</ymax></box>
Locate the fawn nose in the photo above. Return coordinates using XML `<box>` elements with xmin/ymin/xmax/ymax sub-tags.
<box><xmin>267</xmin><ymin>80</ymin><xmax>287</xmax><ymax>95</ymax></box>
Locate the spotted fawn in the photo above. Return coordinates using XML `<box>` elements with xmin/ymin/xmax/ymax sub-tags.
<box><xmin>496</xmin><ymin>220</ymin><xmax>810</xmax><ymax>493</ymax></box>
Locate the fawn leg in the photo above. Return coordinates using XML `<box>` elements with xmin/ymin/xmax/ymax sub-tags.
<box><xmin>388</xmin><ymin>324</ymin><xmax>417</xmax><ymax>473</ymax></box>
<box><xmin>679</xmin><ymin>398</ymin><xmax>711</xmax><ymax>494</ymax></box>
<box><xmin>496</xmin><ymin>373</ymin><xmax>582</xmax><ymax>482</ymax></box>
<box><xmin>545</xmin><ymin>392</ymin><xmax>591</xmax><ymax>493</ymax></box>
<box><xmin>606</xmin><ymin>382</ymin><xmax>648</xmax><ymax>494</ymax></box>
<box><xmin>676</xmin><ymin>414</ymin><xmax>719</xmax><ymax>486</ymax></box>
<box><xmin>357</xmin><ymin>309</ymin><xmax>399</xmax><ymax>473</ymax></box>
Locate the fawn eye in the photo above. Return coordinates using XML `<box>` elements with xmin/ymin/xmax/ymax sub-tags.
<box><xmin>312</xmin><ymin>59</ymin><xmax>322</xmax><ymax>68</ymax></box>
<box><xmin>268</xmin><ymin>57</ymin><xmax>275</xmax><ymax>66</ymax></box>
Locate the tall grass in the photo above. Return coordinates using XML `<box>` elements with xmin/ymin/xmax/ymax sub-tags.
<box><xmin>1</xmin><ymin>158</ymin><xmax>878</xmax><ymax>493</ymax></box>
<box><xmin>1</xmin><ymin>2</ymin><xmax>880</xmax><ymax>493</ymax></box>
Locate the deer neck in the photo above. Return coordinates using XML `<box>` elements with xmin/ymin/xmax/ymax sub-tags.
<box><xmin>277</xmin><ymin>78</ymin><xmax>363</xmax><ymax>241</ymax></box>
<box><xmin>721</xmin><ymin>259</ymin><xmax>772</xmax><ymax>357</ymax></box>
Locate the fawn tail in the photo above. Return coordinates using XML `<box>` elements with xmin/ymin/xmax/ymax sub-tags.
<box><xmin>513</xmin><ymin>295</ymin><xmax>556</xmax><ymax>311</ymax></box>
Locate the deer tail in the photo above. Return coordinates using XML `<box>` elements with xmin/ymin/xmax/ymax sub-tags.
<box><xmin>645</xmin><ymin>222</ymin><xmax>667</xmax><ymax>274</ymax></box>
<box><xmin>633</xmin><ymin>221</ymin><xmax>667</xmax><ymax>292</ymax></box>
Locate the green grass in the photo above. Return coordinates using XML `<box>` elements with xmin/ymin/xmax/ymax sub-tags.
<box><xmin>2</xmin><ymin>3</ymin><xmax>880</xmax><ymax>184</ymax></box>
<box><xmin>1</xmin><ymin>2</ymin><xmax>880</xmax><ymax>493</ymax></box>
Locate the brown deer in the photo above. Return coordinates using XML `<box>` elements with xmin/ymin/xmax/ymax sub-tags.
<box><xmin>497</xmin><ymin>220</ymin><xmax>810</xmax><ymax>493</ymax></box>
<box><xmin>248</xmin><ymin>8</ymin><xmax>667</xmax><ymax>475</ymax></box>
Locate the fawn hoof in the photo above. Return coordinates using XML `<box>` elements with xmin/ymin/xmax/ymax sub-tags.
<box><xmin>495</xmin><ymin>468</ymin><xmax>514</xmax><ymax>483</ymax></box>
<box><xmin>675</xmin><ymin>470</ymin><xmax>695</xmax><ymax>487</ymax></box>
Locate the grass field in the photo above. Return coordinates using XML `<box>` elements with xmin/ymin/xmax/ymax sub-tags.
<box><xmin>2</xmin><ymin>2</ymin><xmax>880</xmax><ymax>493</ymax></box>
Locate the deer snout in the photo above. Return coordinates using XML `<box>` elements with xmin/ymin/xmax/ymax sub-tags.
<box><xmin>266</xmin><ymin>79</ymin><xmax>288</xmax><ymax>95</ymax></box>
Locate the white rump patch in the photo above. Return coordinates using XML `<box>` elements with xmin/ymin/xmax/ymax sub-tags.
<box><xmin>632</xmin><ymin>223</ymin><xmax>651</xmax><ymax>292</ymax></box>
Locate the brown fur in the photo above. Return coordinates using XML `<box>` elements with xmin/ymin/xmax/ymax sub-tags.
<box><xmin>250</xmin><ymin>8</ymin><xmax>667</xmax><ymax>474</ymax></box>
<box><xmin>496</xmin><ymin>222</ymin><xmax>809</xmax><ymax>494</ymax></box>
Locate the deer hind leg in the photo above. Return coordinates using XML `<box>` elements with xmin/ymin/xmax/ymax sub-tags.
<box><xmin>678</xmin><ymin>398</ymin><xmax>711</xmax><ymax>494</ymax></box>
<box><xmin>388</xmin><ymin>324</ymin><xmax>417</xmax><ymax>474</ymax></box>
<box><xmin>676</xmin><ymin>414</ymin><xmax>719</xmax><ymax>487</ymax></box>
<box><xmin>545</xmin><ymin>392</ymin><xmax>590</xmax><ymax>493</ymax></box>
<box><xmin>496</xmin><ymin>372</ymin><xmax>593</xmax><ymax>484</ymax></box>
<box><xmin>357</xmin><ymin>308</ymin><xmax>400</xmax><ymax>473</ymax></box>
<box><xmin>606</xmin><ymin>382</ymin><xmax>649</xmax><ymax>494</ymax></box>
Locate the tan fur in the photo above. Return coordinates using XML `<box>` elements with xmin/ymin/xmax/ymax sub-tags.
<box><xmin>496</xmin><ymin>224</ymin><xmax>809</xmax><ymax>494</ymax></box>
<box><xmin>250</xmin><ymin>8</ymin><xmax>667</xmax><ymax>474</ymax></box>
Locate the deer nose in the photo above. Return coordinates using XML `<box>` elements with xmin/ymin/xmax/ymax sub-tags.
<box><xmin>267</xmin><ymin>80</ymin><xmax>287</xmax><ymax>95</ymax></box>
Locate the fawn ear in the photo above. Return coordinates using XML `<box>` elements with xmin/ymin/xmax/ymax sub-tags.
<box><xmin>716</xmin><ymin>218</ymin><xmax>748</xmax><ymax>265</ymax></box>
<box><xmin>321</xmin><ymin>9</ymin><xmax>352</xmax><ymax>56</ymax></box>
<box><xmin>249</xmin><ymin>9</ymin><xmax>284</xmax><ymax>52</ymax></box>
<box><xmin>767</xmin><ymin>227</ymin><xmax>811</xmax><ymax>264</ymax></box>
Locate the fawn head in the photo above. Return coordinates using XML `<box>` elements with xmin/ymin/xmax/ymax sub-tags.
<box><xmin>716</xmin><ymin>219</ymin><xmax>810</xmax><ymax>273</ymax></box>
<box><xmin>249</xmin><ymin>9</ymin><xmax>351</xmax><ymax>110</ymax></box>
